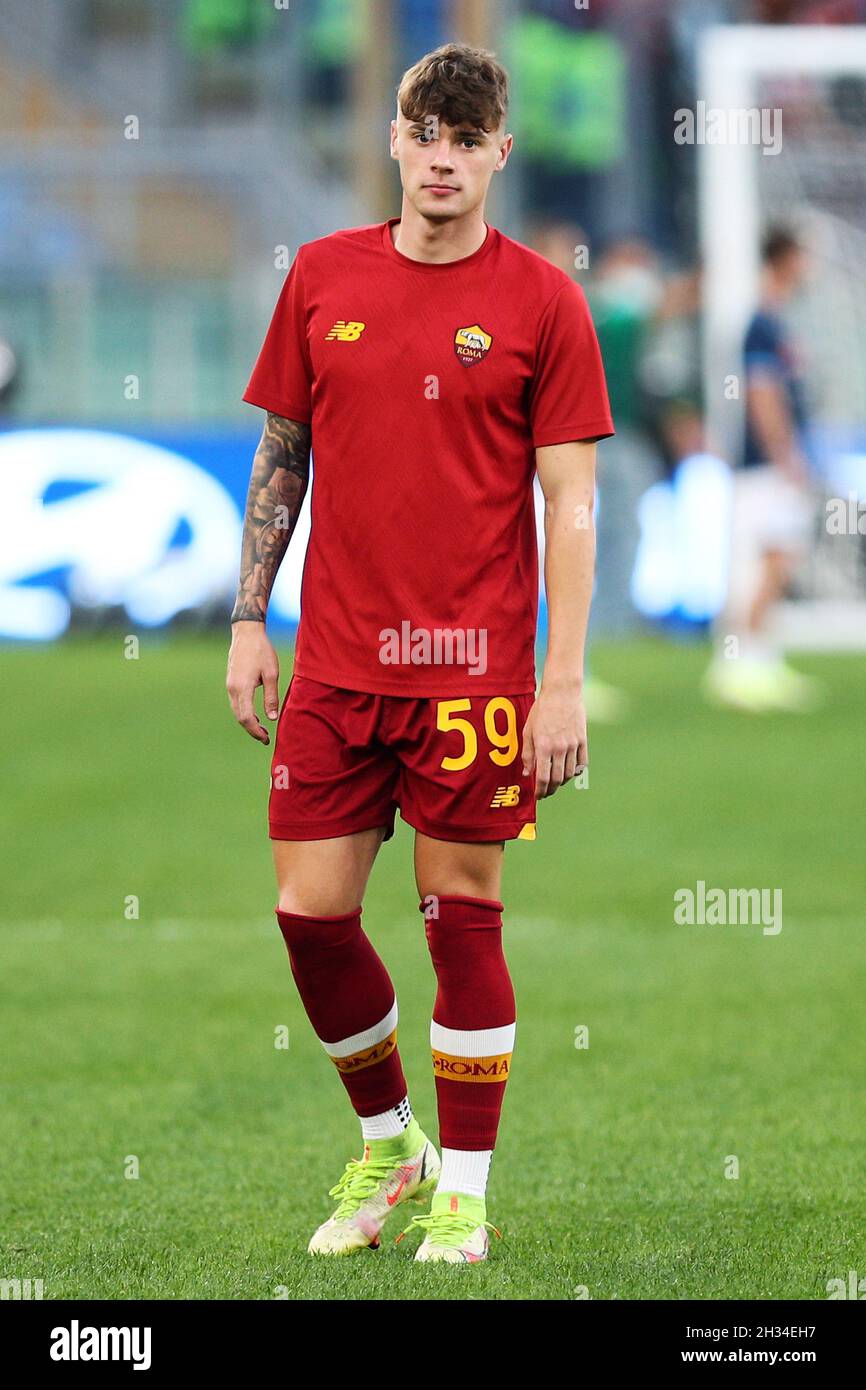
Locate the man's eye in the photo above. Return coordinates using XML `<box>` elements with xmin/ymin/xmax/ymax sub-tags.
<box><xmin>461</xmin><ymin>139</ymin><xmax>479</xmax><ymax>149</ymax></box>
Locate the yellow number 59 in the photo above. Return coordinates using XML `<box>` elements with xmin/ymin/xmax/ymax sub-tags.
<box><xmin>436</xmin><ymin>697</ymin><xmax>518</xmax><ymax>771</ymax></box>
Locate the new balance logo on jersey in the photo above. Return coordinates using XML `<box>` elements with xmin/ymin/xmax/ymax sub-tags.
<box><xmin>490</xmin><ymin>785</ymin><xmax>520</xmax><ymax>808</ymax></box>
<box><xmin>326</xmin><ymin>320</ymin><xmax>366</xmax><ymax>341</ymax></box>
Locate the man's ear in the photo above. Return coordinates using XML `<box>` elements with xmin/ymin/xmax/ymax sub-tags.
<box><xmin>389</xmin><ymin>117</ymin><xmax>399</xmax><ymax>160</ymax></box>
<box><xmin>494</xmin><ymin>132</ymin><xmax>513</xmax><ymax>173</ymax></box>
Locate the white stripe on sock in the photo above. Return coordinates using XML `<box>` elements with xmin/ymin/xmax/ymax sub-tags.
<box><xmin>430</xmin><ymin>1019</ymin><xmax>515</xmax><ymax>1057</ymax></box>
<box><xmin>321</xmin><ymin>999</ymin><xmax>398</xmax><ymax>1059</ymax></box>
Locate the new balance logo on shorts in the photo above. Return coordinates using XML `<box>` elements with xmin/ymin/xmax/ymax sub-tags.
<box><xmin>490</xmin><ymin>785</ymin><xmax>521</xmax><ymax>808</ymax></box>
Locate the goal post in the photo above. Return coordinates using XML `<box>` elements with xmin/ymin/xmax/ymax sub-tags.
<box><xmin>697</xmin><ymin>25</ymin><xmax>866</xmax><ymax>637</ymax></box>
<box><xmin>699</xmin><ymin>24</ymin><xmax>866</xmax><ymax>460</ymax></box>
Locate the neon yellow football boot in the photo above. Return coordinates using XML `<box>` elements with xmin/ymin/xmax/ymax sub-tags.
<box><xmin>397</xmin><ymin>1191</ymin><xmax>501</xmax><ymax>1264</ymax></box>
<box><xmin>308</xmin><ymin>1119</ymin><xmax>440</xmax><ymax>1256</ymax></box>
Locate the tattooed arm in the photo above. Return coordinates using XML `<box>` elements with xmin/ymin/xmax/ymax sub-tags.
<box><xmin>226</xmin><ymin>413</ymin><xmax>311</xmax><ymax>744</ymax></box>
<box><xmin>231</xmin><ymin>413</ymin><xmax>311</xmax><ymax>623</ymax></box>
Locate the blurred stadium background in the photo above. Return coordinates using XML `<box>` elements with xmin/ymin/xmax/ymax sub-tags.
<box><xmin>2</xmin><ymin>0</ymin><xmax>865</xmax><ymax>641</ymax></box>
<box><xmin>2</xmin><ymin>0</ymin><xmax>865</xmax><ymax>1302</ymax></box>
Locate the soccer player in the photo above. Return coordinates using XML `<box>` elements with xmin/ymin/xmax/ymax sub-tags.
<box><xmin>704</xmin><ymin>227</ymin><xmax>822</xmax><ymax>712</ymax></box>
<box><xmin>226</xmin><ymin>43</ymin><xmax>613</xmax><ymax>1264</ymax></box>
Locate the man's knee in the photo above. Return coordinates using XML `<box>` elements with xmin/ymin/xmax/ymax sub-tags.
<box><xmin>276</xmin><ymin>884</ymin><xmax>361</xmax><ymax>916</ymax></box>
<box><xmin>273</xmin><ymin>828</ymin><xmax>385</xmax><ymax>916</ymax></box>
<box><xmin>415</xmin><ymin>835</ymin><xmax>504</xmax><ymax>903</ymax></box>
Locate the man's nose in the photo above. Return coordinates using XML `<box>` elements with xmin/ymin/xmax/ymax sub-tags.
<box><xmin>429</xmin><ymin>142</ymin><xmax>455</xmax><ymax>167</ymax></box>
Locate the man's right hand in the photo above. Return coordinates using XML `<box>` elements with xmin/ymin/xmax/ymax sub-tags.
<box><xmin>226</xmin><ymin>621</ymin><xmax>280</xmax><ymax>745</ymax></box>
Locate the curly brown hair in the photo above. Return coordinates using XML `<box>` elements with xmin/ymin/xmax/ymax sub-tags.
<box><xmin>397</xmin><ymin>43</ymin><xmax>509</xmax><ymax>134</ymax></box>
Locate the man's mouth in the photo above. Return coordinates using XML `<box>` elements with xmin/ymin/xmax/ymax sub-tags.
<box><xmin>424</xmin><ymin>184</ymin><xmax>459</xmax><ymax>193</ymax></box>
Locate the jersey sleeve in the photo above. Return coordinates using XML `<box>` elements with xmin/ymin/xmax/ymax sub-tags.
<box><xmin>529</xmin><ymin>279</ymin><xmax>615</xmax><ymax>448</ymax></box>
<box><xmin>242</xmin><ymin>250</ymin><xmax>313</xmax><ymax>422</ymax></box>
<box><xmin>744</xmin><ymin>313</ymin><xmax>783</xmax><ymax>379</ymax></box>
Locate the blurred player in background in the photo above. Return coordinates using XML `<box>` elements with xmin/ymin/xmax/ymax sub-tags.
<box><xmin>704</xmin><ymin>227</ymin><xmax>823</xmax><ymax>711</ymax></box>
<box><xmin>226</xmin><ymin>43</ymin><xmax>612</xmax><ymax>1265</ymax></box>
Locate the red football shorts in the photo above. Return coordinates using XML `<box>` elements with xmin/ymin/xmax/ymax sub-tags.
<box><xmin>269</xmin><ymin>675</ymin><xmax>537</xmax><ymax>844</ymax></box>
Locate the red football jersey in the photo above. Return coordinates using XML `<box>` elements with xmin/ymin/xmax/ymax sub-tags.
<box><xmin>243</xmin><ymin>218</ymin><xmax>614</xmax><ymax>695</ymax></box>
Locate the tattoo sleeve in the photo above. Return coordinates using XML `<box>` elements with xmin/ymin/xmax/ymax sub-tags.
<box><xmin>231</xmin><ymin>413</ymin><xmax>311</xmax><ymax>623</ymax></box>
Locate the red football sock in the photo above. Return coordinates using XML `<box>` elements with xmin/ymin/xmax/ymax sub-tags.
<box><xmin>422</xmin><ymin>895</ymin><xmax>516</xmax><ymax>1151</ymax></box>
<box><xmin>276</xmin><ymin>907</ymin><xmax>407</xmax><ymax>1117</ymax></box>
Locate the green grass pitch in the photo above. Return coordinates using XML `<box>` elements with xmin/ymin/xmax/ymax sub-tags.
<box><xmin>1</xmin><ymin>635</ymin><xmax>864</xmax><ymax>1300</ymax></box>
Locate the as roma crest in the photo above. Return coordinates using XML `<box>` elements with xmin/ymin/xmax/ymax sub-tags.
<box><xmin>454</xmin><ymin>323</ymin><xmax>492</xmax><ymax>367</ymax></box>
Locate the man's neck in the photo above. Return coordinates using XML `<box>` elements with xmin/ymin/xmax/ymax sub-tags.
<box><xmin>391</xmin><ymin>201</ymin><xmax>488</xmax><ymax>264</ymax></box>
<box><xmin>761</xmin><ymin>272</ymin><xmax>788</xmax><ymax>310</ymax></box>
